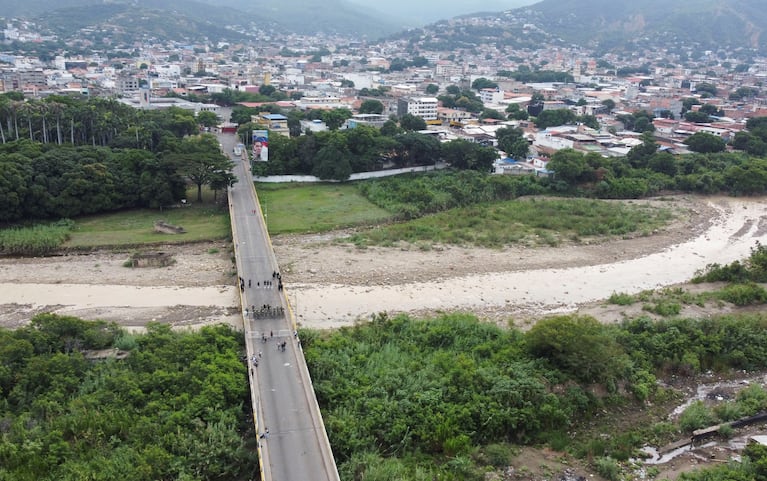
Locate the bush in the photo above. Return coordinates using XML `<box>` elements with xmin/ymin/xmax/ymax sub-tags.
<box><xmin>483</xmin><ymin>443</ymin><xmax>514</xmax><ymax>468</ymax></box>
<box><xmin>718</xmin><ymin>423</ymin><xmax>734</xmax><ymax>439</ymax></box>
<box><xmin>0</xmin><ymin>219</ymin><xmax>74</xmax><ymax>255</ymax></box>
<box><xmin>718</xmin><ymin>282</ymin><xmax>767</xmax><ymax>306</ymax></box>
<box><xmin>652</xmin><ymin>301</ymin><xmax>681</xmax><ymax>316</ymax></box>
<box><xmin>714</xmin><ymin>402</ymin><xmax>744</xmax><ymax>422</ymax></box>
<box><xmin>594</xmin><ymin>456</ymin><xmax>621</xmax><ymax>481</ymax></box>
<box><xmin>693</xmin><ymin>242</ymin><xmax>767</xmax><ymax>283</ymax></box>
<box><xmin>679</xmin><ymin>401</ymin><xmax>714</xmax><ymax>432</ymax></box>
<box><xmin>608</xmin><ymin>292</ymin><xmax>635</xmax><ymax>305</ymax></box>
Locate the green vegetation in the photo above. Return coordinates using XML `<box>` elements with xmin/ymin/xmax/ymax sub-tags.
<box><xmin>255</xmin><ymin>183</ymin><xmax>392</xmax><ymax>234</ymax></box>
<box><xmin>547</xmin><ymin>145</ymin><xmax>767</xmax><ymax>197</ymax></box>
<box><xmin>346</xmin><ymin>198</ymin><xmax>673</xmax><ymax>248</ymax></box>
<box><xmin>303</xmin><ymin>309</ymin><xmax>767</xmax><ymax>480</ymax></box>
<box><xmin>0</xmin><ymin>94</ymin><xmax>235</xmax><ymax>223</ymax></box>
<box><xmin>0</xmin><ymin>219</ymin><xmax>74</xmax><ymax>255</ymax></box>
<box><xmin>0</xmin><ymin>315</ymin><xmax>257</xmax><ymax>481</ymax></box>
<box><xmin>357</xmin><ymin>170</ymin><xmax>546</xmax><ymax>220</ymax></box>
<box><xmin>0</xmin><ymin>187</ymin><xmax>229</xmax><ymax>253</ymax></box>
<box><xmin>679</xmin><ymin>384</ymin><xmax>767</xmax><ymax>435</ymax></box>
<box><xmin>257</xmin><ymin>175</ymin><xmax>674</xmax><ymax>248</ymax></box>
<box><xmin>250</xmin><ymin>124</ymin><xmax>497</xmax><ymax>181</ymax></box>
<box><xmin>65</xmin><ymin>188</ymin><xmax>230</xmax><ymax>248</ymax></box>
<box><xmin>693</xmin><ymin>242</ymin><xmax>767</xmax><ymax>283</ymax></box>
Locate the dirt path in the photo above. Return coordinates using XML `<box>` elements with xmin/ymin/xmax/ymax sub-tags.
<box><xmin>0</xmin><ymin>195</ymin><xmax>764</xmax><ymax>331</ymax></box>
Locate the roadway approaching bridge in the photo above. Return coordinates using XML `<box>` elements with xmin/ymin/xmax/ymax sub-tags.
<box><xmin>224</xmin><ymin>132</ymin><xmax>340</xmax><ymax>481</ymax></box>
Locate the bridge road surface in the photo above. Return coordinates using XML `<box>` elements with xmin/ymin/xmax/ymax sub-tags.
<box><xmin>224</xmin><ymin>133</ymin><xmax>340</xmax><ymax>481</ymax></box>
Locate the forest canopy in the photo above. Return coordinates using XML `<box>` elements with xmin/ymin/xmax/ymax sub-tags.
<box><xmin>0</xmin><ymin>315</ymin><xmax>258</xmax><ymax>481</ymax></box>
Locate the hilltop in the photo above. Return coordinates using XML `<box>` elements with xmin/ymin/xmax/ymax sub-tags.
<box><xmin>401</xmin><ymin>0</ymin><xmax>767</xmax><ymax>54</ymax></box>
<box><xmin>1</xmin><ymin>0</ymin><xmax>403</xmax><ymax>41</ymax></box>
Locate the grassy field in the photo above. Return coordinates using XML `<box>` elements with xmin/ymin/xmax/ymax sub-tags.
<box><xmin>65</xmin><ymin>188</ymin><xmax>230</xmax><ymax>248</ymax></box>
<box><xmin>255</xmin><ymin>182</ymin><xmax>393</xmax><ymax>234</ymax></box>
<box><xmin>344</xmin><ymin>198</ymin><xmax>676</xmax><ymax>248</ymax></box>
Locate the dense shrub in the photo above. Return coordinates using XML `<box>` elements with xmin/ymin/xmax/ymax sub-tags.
<box><xmin>680</xmin><ymin>401</ymin><xmax>715</xmax><ymax>432</ymax></box>
<box><xmin>0</xmin><ymin>315</ymin><xmax>257</xmax><ymax>481</ymax></box>
<box><xmin>693</xmin><ymin>242</ymin><xmax>767</xmax><ymax>283</ymax></box>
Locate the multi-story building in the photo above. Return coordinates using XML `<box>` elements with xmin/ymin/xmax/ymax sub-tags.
<box><xmin>479</xmin><ymin>88</ymin><xmax>504</xmax><ymax>104</ymax></box>
<box><xmin>253</xmin><ymin>113</ymin><xmax>290</xmax><ymax>136</ymax></box>
<box><xmin>296</xmin><ymin>96</ymin><xmax>346</xmax><ymax>110</ymax></box>
<box><xmin>117</xmin><ymin>74</ymin><xmax>139</xmax><ymax>93</ymax></box>
<box><xmin>397</xmin><ymin>96</ymin><xmax>438</xmax><ymax>120</ymax></box>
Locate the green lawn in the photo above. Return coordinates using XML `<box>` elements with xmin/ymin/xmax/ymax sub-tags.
<box><xmin>255</xmin><ymin>182</ymin><xmax>393</xmax><ymax>234</ymax></box>
<box><xmin>65</xmin><ymin>188</ymin><xmax>230</xmax><ymax>248</ymax></box>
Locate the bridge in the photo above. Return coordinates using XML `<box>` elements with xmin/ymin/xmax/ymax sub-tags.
<box><xmin>224</xmin><ymin>133</ymin><xmax>340</xmax><ymax>481</ymax></box>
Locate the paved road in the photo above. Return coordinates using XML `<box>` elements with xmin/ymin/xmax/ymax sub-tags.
<box><xmin>221</xmin><ymin>131</ymin><xmax>339</xmax><ymax>481</ymax></box>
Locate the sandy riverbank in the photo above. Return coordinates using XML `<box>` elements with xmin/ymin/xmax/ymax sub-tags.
<box><xmin>0</xmin><ymin>195</ymin><xmax>764</xmax><ymax>330</ymax></box>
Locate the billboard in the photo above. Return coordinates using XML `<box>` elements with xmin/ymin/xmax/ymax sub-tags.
<box><xmin>252</xmin><ymin>130</ymin><xmax>269</xmax><ymax>161</ymax></box>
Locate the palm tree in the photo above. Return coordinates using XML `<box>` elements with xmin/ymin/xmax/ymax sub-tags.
<box><xmin>9</xmin><ymin>100</ymin><xmax>23</xmax><ymax>140</ymax></box>
<box><xmin>0</xmin><ymin>97</ymin><xmax>8</xmax><ymax>143</ymax></box>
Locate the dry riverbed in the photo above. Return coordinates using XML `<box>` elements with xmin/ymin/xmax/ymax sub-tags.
<box><xmin>0</xmin><ymin>195</ymin><xmax>765</xmax><ymax>330</ymax></box>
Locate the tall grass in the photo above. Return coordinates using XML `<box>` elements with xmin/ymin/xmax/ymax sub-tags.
<box><xmin>0</xmin><ymin>219</ymin><xmax>74</xmax><ymax>255</ymax></box>
<box><xmin>346</xmin><ymin>198</ymin><xmax>674</xmax><ymax>248</ymax></box>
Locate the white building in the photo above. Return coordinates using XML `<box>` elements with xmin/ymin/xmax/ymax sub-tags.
<box><xmin>397</xmin><ymin>97</ymin><xmax>438</xmax><ymax>120</ymax></box>
<box><xmin>296</xmin><ymin>96</ymin><xmax>348</xmax><ymax>110</ymax></box>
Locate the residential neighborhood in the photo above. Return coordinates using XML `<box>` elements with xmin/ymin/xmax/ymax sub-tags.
<box><xmin>2</xmin><ymin>9</ymin><xmax>766</xmax><ymax>177</ymax></box>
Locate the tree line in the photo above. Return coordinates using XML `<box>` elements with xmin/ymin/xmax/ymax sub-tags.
<box><xmin>251</xmin><ymin>124</ymin><xmax>499</xmax><ymax>181</ymax></box>
<box><xmin>0</xmin><ymin>94</ymin><xmax>234</xmax><ymax>223</ymax></box>
<box><xmin>547</xmin><ymin>131</ymin><xmax>767</xmax><ymax>198</ymax></box>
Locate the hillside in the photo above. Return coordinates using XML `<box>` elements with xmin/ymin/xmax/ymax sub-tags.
<box><xmin>519</xmin><ymin>0</ymin><xmax>767</xmax><ymax>52</ymax></box>
<box><xmin>396</xmin><ymin>0</ymin><xmax>767</xmax><ymax>55</ymax></box>
<box><xmin>1</xmin><ymin>0</ymin><xmax>402</xmax><ymax>41</ymax></box>
<box><xmin>34</xmin><ymin>2</ymin><xmax>249</xmax><ymax>44</ymax></box>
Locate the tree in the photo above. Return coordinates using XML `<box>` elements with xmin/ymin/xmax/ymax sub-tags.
<box><xmin>578</xmin><ymin>114</ymin><xmax>600</xmax><ymax>130</ymax></box>
<box><xmin>648</xmin><ymin>152</ymin><xmax>678</xmax><ymax>176</ymax></box>
<box><xmin>380</xmin><ymin>119</ymin><xmax>401</xmax><ymax>137</ymax></box>
<box><xmin>312</xmin><ymin>145</ymin><xmax>351</xmax><ymax>181</ymax></box>
<box><xmin>684</xmin><ymin>132</ymin><xmax>726</xmax><ymax>153</ymax></box>
<box><xmin>480</xmin><ymin>108</ymin><xmax>505</xmax><ymax>121</ymax></box>
<box><xmin>471</xmin><ymin>77</ymin><xmax>498</xmax><ymax>90</ymax></box>
<box><xmin>322</xmin><ymin>108</ymin><xmax>352</xmax><ymax>130</ymax></box>
<box><xmin>698</xmin><ymin>104</ymin><xmax>720</xmax><ymax>116</ymax></box>
<box><xmin>173</xmin><ymin>134</ymin><xmax>235</xmax><ymax>202</ymax></box>
<box><xmin>425</xmin><ymin>84</ymin><xmax>439</xmax><ymax>95</ymax></box>
<box><xmin>441</xmin><ymin>139</ymin><xmax>495</xmax><ymax>171</ymax></box>
<box><xmin>601</xmin><ymin>98</ymin><xmax>616</xmax><ymax>113</ymax></box>
<box><xmin>393</xmin><ymin>132</ymin><xmax>440</xmax><ymax>166</ymax></box>
<box><xmin>684</xmin><ymin>111</ymin><xmax>712</xmax><ymax>123</ymax></box>
<box><xmin>694</xmin><ymin>82</ymin><xmax>718</xmax><ymax>96</ymax></box>
<box><xmin>548</xmin><ymin>149</ymin><xmax>589</xmax><ymax>185</ymax></box>
<box><xmin>534</xmin><ymin>109</ymin><xmax>576</xmax><ymax>129</ymax></box>
<box><xmin>258</xmin><ymin>84</ymin><xmax>277</xmax><ymax>97</ymax></box>
<box><xmin>358</xmin><ymin>99</ymin><xmax>384</xmax><ymax>115</ymax></box>
<box><xmin>196</xmin><ymin>111</ymin><xmax>219</xmax><ymax>128</ymax></box>
<box><xmin>627</xmin><ymin>131</ymin><xmax>659</xmax><ymax>168</ymax></box>
<box><xmin>496</xmin><ymin>126</ymin><xmax>528</xmax><ymax>160</ymax></box>
<box><xmin>399</xmin><ymin>114</ymin><xmax>427</xmax><ymax>131</ymax></box>
<box><xmin>388</xmin><ymin>58</ymin><xmax>408</xmax><ymax>71</ymax></box>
